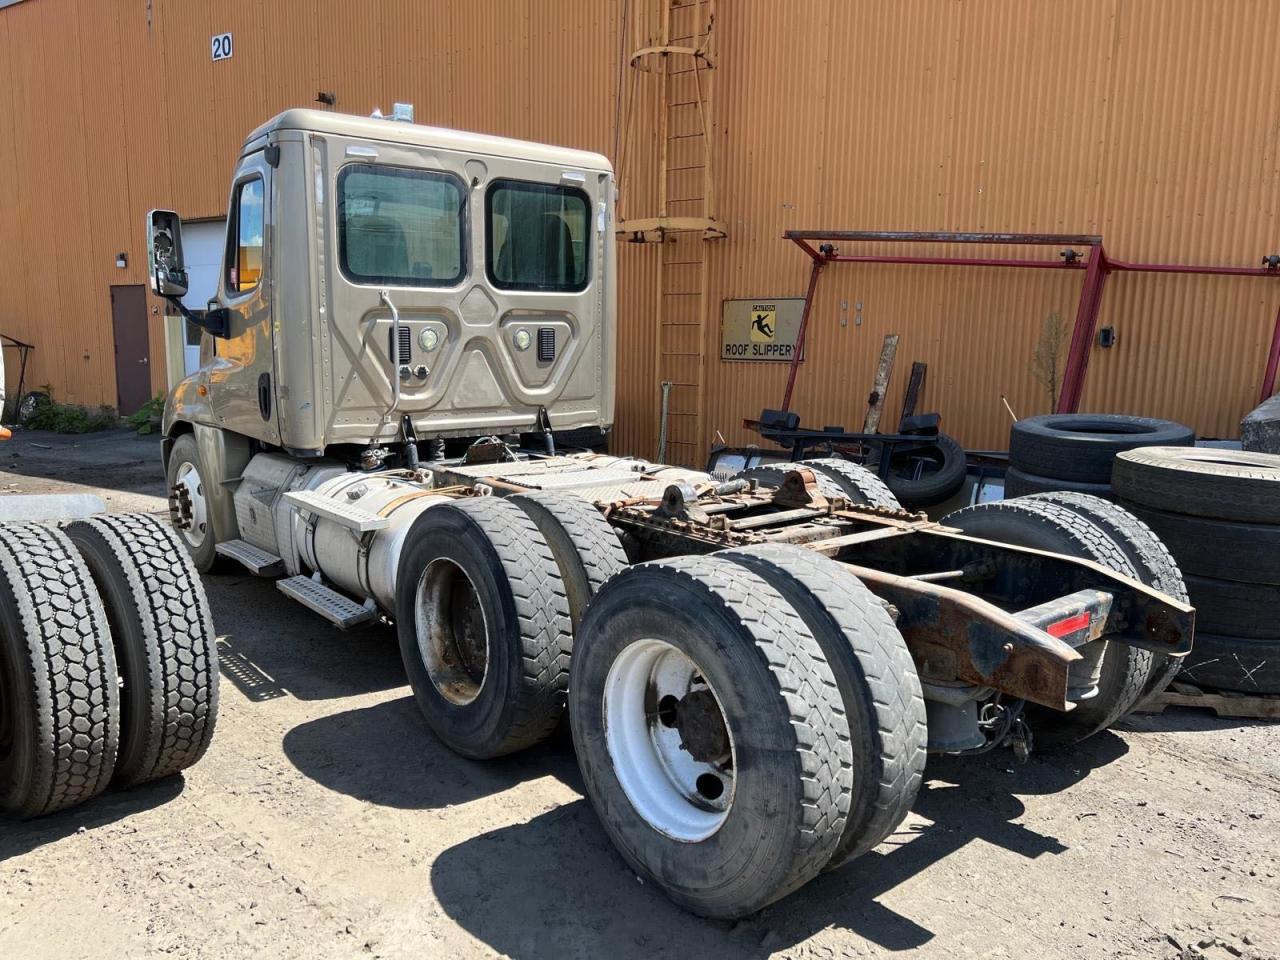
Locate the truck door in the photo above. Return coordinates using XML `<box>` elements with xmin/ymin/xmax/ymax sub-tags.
<box><xmin>207</xmin><ymin>151</ymin><xmax>279</xmax><ymax>444</ymax></box>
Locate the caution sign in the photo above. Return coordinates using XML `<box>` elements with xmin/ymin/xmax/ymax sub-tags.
<box><xmin>721</xmin><ymin>298</ymin><xmax>805</xmax><ymax>361</ymax></box>
<box><xmin>750</xmin><ymin>308</ymin><xmax>776</xmax><ymax>343</ymax></box>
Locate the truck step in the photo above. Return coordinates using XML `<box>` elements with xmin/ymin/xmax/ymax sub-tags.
<box><xmin>284</xmin><ymin>490</ymin><xmax>389</xmax><ymax>533</ymax></box>
<box><xmin>277</xmin><ymin>574</ymin><xmax>377</xmax><ymax>628</ymax></box>
<box><xmin>215</xmin><ymin>539</ymin><xmax>285</xmax><ymax>576</ymax></box>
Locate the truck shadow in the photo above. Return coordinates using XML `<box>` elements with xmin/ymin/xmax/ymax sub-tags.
<box><xmin>205</xmin><ymin>574</ymin><xmax>407</xmax><ymax>702</ymax></box>
<box><xmin>424</xmin><ymin>735</ymin><xmax>1128</xmax><ymax>958</ymax></box>
<box><xmin>283</xmin><ymin>696</ymin><xmax>579</xmax><ymax>810</ymax></box>
<box><xmin>0</xmin><ymin>775</ymin><xmax>186</xmax><ymax>863</ymax></box>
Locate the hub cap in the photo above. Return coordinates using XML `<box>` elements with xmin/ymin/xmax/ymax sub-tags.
<box><xmin>415</xmin><ymin>559</ymin><xmax>489</xmax><ymax>705</ymax></box>
<box><xmin>604</xmin><ymin>638</ymin><xmax>737</xmax><ymax>841</ymax></box>
<box><xmin>172</xmin><ymin>461</ymin><xmax>208</xmax><ymax>549</ymax></box>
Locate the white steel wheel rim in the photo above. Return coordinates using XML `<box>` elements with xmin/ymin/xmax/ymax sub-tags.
<box><xmin>603</xmin><ymin>638</ymin><xmax>737</xmax><ymax>842</ymax></box>
<box><xmin>414</xmin><ymin>558</ymin><xmax>490</xmax><ymax>706</ymax></box>
<box><xmin>174</xmin><ymin>461</ymin><xmax>208</xmax><ymax>549</ymax></box>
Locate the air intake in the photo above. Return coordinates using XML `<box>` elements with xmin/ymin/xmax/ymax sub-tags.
<box><xmin>537</xmin><ymin>327</ymin><xmax>556</xmax><ymax>363</ymax></box>
<box><xmin>389</xmin><ymin>326</ymin><xmax>412</xmax><ymax>365</ymax></box>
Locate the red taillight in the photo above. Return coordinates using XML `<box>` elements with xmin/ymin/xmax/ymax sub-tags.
<box><xmin>1047</xmin><ymin>611</ymin><xmax>1091</xmax><ymax>638</ymax></box>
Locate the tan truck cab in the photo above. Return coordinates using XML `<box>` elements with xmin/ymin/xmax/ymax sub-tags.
<box><xmin>151</xmin><ymin>109</ymin><xmax>616</xmax><ymax>460</ymax></box>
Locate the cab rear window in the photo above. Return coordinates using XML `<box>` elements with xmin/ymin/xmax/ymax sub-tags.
<box><xmin>486</xmin><ymin>180</ymin><xmax>589</xmax><ymax>292</ymax></box>
<box><xmin>338</xmin><ymin>164</ymin><xmax>466</xmax><ymax>287</ymax></box>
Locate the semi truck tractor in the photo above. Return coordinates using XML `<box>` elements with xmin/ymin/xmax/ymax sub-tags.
<box><xmin>149</xmin><ymin>109</ymin><xmax>1193</xmax><ymax>918</ymax></box>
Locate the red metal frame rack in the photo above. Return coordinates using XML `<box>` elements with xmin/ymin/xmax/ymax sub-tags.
<box><xmin>780</xmin><ymin>230</ymin><xmax>1280</xmax><ymax>416</ymax></box>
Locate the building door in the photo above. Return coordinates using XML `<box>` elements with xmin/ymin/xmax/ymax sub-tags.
<box><xmin>110</xmin><ymin>284</ymin><xmax>151</xmax><ymax>415</ymax></box>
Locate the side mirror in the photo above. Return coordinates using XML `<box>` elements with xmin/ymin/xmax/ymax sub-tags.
<box><xmin>147</xmin><ymin>209</ymin><xmax>189</xmax><ymax>298</ymax></box>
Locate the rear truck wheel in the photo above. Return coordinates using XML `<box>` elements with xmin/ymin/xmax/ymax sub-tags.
<box><xmin>507</xmin><ymin>492</ymin><xmax>628</xmax><ymax>631</ymax></box>
<box><xmin>1004</xmin><ymin>465</ymin><xmax>1114</xmax><ymax>500</ymax></box>
<box><xmin>0</xmin><ymin>523</ymin><xmax>119</xmax><ymax>819</ymax></box>
<box><xmin>569</xmin><ymin>555</ymin><xmax>853</xmax><ymax>918</ymax></box>
<box><xmin>941</xmin><ymin>500</ymin><xmax>1152</xmax><ymax>747</ymax></box>
<box><xmin>1022</xmin><ymin>492</ymin><xmax>1189</xmax><ymax>704</ymax></box>
<box><xmin>734</xmin><ymin>462</ymin><xmax>846</xmax><ymax>499</ymax></box>
<box><xmin>64</xmin><ymin>514</ymin><xmax>219</xmax><ymax>787</ymax></box>
<box><xmin>165</xmin><ymin>433</ymin><xmax>216</xmax><ymax>572</ymax></box>
<box><xmin>395</xmin><ymin>497</ymin><xmax>571</xmax><ymax>759</ymax></box>
<box><xmin>718</xmin><ymin>544</ymin><xmax>926</xmax><ymax>868</ymax></box>
<box><xmin>798</xmin><ymin>458</ymin><xmax>903</xmax><ymax>510</ymax></box>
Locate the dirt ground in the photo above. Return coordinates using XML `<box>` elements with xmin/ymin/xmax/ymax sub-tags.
<box><xmin>0</xmin><ymin>428</ymin><xmax>1276</xmax><ymax>960</ymax></box>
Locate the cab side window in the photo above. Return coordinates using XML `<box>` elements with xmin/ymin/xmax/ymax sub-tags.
<box><xmin>225</xmin><ymin>177</ymin><xmax>265</xmax><ymax>295</ymax></box>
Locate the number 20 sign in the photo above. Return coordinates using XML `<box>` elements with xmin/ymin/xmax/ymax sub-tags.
<box><xmin>211</xmin><ymin>33</ymin><xmax>233</xmax><ymax>61</ymax></box>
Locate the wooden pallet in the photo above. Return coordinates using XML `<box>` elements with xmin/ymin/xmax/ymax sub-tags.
<box><xmin>1137</xmin><ymin>681</ymin><xmax>1280</xmax><ymax>720</ymax></box>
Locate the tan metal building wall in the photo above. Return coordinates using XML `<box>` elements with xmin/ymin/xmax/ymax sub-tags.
<box><xmin>1</xmin><ymin>0</ymin><xmax>1276</xmax><ymax>457</ymax></box>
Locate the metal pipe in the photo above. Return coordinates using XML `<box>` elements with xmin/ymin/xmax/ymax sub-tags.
<box><xmin>379</xmin><ymin>289</ymin><xmax>402</xmax><ymax>412</ymax></box>
<box><xmin>657</xmin><ymin>380</ymin><xmax>672</xmax><ymax>462</ymax></box>
<box><xmin>781</xmin><ymin>229</ymin><xmax>1280</xmax><ymax>420</ymax></box>
<box><xmin>780</xmin><ymin>258</ymin><xmax>825</xmax><ymax>412</ymax></box>
<box><xmin>1056</xmin><ymin>248</ymin><xmax>1110</xmax><ymax>414</ymax></box>
<box><xmin>784</xmin><ymin>230</ymin><xmax>1103</xmax><ymax>246</ymax></box>
<box><xmin>1262</xmin><ymin>301</ymin><xmax>1280</xmax><ymax>402</ymax></box>
<box><xmin>820</xmin><ymin>254</ymin><xmax>1086</xmax><ymax>269</ymax></box>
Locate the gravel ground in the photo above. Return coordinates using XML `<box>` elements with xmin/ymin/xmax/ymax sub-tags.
<box><xmin>0</xmin><ymin>429</ymin><xmax>1277</xmax><ymax>960</ymax></box>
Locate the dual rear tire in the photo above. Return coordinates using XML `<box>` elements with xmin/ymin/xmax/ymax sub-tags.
<box><xmin>570</xmin><ymin>550</ymin><xmax>926</xmax><ymax>917</ymax></box>
<box><xmin>395</xmin><ymin>498</ymin><xmax>927</xmax><ymax>918</ymax></box>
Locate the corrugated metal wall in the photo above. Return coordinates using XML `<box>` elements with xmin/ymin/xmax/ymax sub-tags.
<box><xmin>1</xmin><ymin>0</ymin><xmax>1276</xmax><ymax>453</ymax></box>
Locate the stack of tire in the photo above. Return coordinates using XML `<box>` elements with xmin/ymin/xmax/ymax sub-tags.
<box><xmin>1114</xmin><ymin>447</ymin><xmax>1280</xmax><ymax>695</ymax></box>
<box><xmin>0</xmin><ymin>514</ymin><xmax>218</xmax><ymax>820</ymax></box>
<box><xmin>1007</xmin><ymin>414</ymin><xmax>1195</xmax><ymax>499</ymax></box>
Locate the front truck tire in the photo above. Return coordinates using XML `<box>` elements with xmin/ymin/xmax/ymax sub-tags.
<box><xmin>0</xmin><ymin>523</ymin><xmax>119</xmax><ymax>819</ymax></box>
<box><xmin>941</xmin><ymin>499</ymin><xmax>1151</xmax><ymax>746</ymax></box>
<box><xmin>718</xmin><ymin>544</ymin><xmax>927</xmax><ymax>869</ymax></box>
<box><xmin>570</xmin><ymin>555</ymin><xmax>853</xmax><ymax>919</ymax></box>
<box><xmin>395</xmin><ymin>497</ymin><xmax>571</xmax><ymax>759</ymax></box>
<box><xmin>165</xmin><ymin>433</ymin><xmax>217</xmax><ymax>572</ymax></box>
<box><xmin>65</xmin><ymin>514</ymin><xmax>219</xmax><ymax>788</ymax></box>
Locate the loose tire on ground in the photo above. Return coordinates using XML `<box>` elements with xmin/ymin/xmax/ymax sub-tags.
<box><xmin>1004</xmin><ymin>465</ymin><xmax>1114</xmax><ymax>500</ymax></box>
<box><xmin>165</xmin><ymin>433</ymin><xmax>217</xmax><ymax>572</ymax></box>
<box><xmin>868</xmin><ymin>433</ymin><xmax>967</xmax><ymax>507</ymax></box>
<box><xmin>941</xmin><ymin>500</ymin><xmax>1151</xmax><ymax>746</ymax></box>
<box><xmin>1112</xmin><ymin>447</ymin><xmax>1280</xmax><ymax>524</ymax></box>
<box><xmin>1175</xmin><ymin>632</ymin><xmax>1280</xmax><ymax>695</ymax></box>
<box><xmin>718</xmin><ymin>544</ymin><xmax>926</xmax><ymax>868</ymax></box>
<box><xmin>1118</xmin><ymin>503</ymin><xmax>1280</xmax><ymax>586</ymax></box>
<box><xmin>1183</xmin><ymin>575</ymin><xmax>1280</xmax><ymax>641</ymax></box>
<box><xmin>570</xmin><ymin>555</ymin><xmax>853</xmax><ymax>918</ymax></box>
<box><xmin>1021</xmin><ymin>492</ymin><xmax>1189</xmax><ymax>704</ymax></box>
<box><xmin>0</xmin><ymin>522</ymin><xmax>119</xmax><ymax>819</ymax></box>
<box><xmin>798</xmin><ymin>458</ymin><xmax>903</xmax><ymax>511</ymax></box>
<box><xmin>395</xmin><ymin>497</ymin><xmax>571</xmax><ymax>759</ymax></box>
<box><xmin>65</xmin><ymin>513</ymin><xmax>219</xmax><ymax>787</ymax></box>
<box><xmin>508</xmin><ymin>492</ymin><xmax>628</xmax><ymax>631</ymax></box>
<box><xmin>1010</xmin><ymin>414</ymin><xmax>1194</xmax><ymax>484</ymax></box>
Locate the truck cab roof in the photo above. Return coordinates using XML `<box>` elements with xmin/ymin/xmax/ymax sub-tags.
<box><xmin>243</xmin><ymin>109</ymin><xmax>613</xmax><ymax>173</ymax></box>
